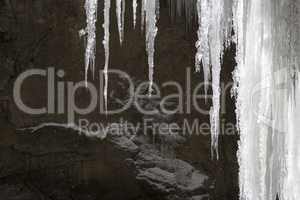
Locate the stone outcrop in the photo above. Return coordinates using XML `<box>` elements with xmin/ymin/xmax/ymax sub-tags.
<box><xmin>0</xmin><ymin>124</ymin><xmax>210</xmax><ymax>200</ymax></box>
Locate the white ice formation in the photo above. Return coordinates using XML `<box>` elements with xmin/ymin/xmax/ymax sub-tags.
<box><xmin>233</xmin><ymin>0</ymin><xmax>300</xmax><ymax>199</ymax></box>
<box><xmin>82</xmin><ymin>0</ymin><xmax>98</xmax><ymax>81</ymax></box>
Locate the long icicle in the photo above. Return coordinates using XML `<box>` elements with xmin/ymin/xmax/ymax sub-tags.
<box><xmin>141</xmin><ymin>0</ymin><xmax>146</xmax><ymax>32</ymax></box>
<box><xmin>145</xmin><ymin>0</ymin><xmax>158</xmax><ymax>95</ymax></box>
<box><xmin>122</xmin><ymin>0</ymin><xmax>125</xmax><ymax>40</ymax></box>
<box><xmin>195</xmin><ymin>0</ymin><xmax>211</xmax><ymax>95</ymax></box>
<box><xmin>116</xmin><ymin>0</ymin><xmax>125</xmax><ymax>44</ymax></box>
<box><xmin>103</xmin><ymin>0</ymin><xmax>111</xmax><ymax>112</ymax></box>
<box><xmin>83</xmin><ymin>0</ymin><xmax>98</xmax><ymax>83</ymax></box>
<box><xmin>133</xmin><ymin>0</ymin><xmax>137</xmax><ymax>28</ymax></box>
<box><xmin>195</xmin><ymin>0</ymin><xmax>233</xmax><ymax>159</ymax></box>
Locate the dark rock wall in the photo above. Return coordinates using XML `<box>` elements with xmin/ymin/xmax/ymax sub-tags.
<box><xmin>0</xmin><ymin>0</ymin><xmax>238</xmax><ymax>199</ymax></box>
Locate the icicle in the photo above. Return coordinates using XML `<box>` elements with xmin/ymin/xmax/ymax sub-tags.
<box><xmin>103</xmin><ymin>0</ymin><xmax>111</xmax><ymax>112</ymax></box>
<box><xmin>145</xmin><ymin>0</ymin><xmax>158</xmax><ymax>95</ymax></box>
<box><xmin>209</xmin><ymin>0</ymin><xmax>224</xmax><ymax>160</ymax></box>
<box><xmin>122</xmin><ymin>0</ymin><xmax>125</xmax><ymax>40</ymax></box>
<box><xmin>141</xmin><ymin>0</ymin><xmax>146</xmax><ymax>32</ymax></box>
<box><xmin>195</xmin><ymin>0</ymin><xmax>233</xmax><ymax>159</ymax></box>
<box><xmin>195</xmin><ymin>0</ymin><xmax>211</xmax><ymax>94</ymax></box>
<box><xmin>82</xmin><ymin>0</ymin><xmax>98</xmax><ymax>84</ymax></box>
<box><xmin>133</xmin><ymin>0</ymin><xmax>137</xmax><ymax>28</ymax></box>
<box><xmin>116</xmin><ymin>0</ymin><xmax>125</xmax><ymax>44</ymax></box>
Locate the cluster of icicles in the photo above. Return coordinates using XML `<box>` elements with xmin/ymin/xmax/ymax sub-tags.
<box><xmin>81</xmin><ymin>0</ymin><xmax>159</xmax><ymax>112</ymax></box>
<box><xmin>81</xmin><ymin>0</ymin><xmax>300</xmax><ymax>199</ymax></box>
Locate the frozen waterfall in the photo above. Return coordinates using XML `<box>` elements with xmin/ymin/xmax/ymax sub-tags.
<box><xmin>233</xmin><ymin>0</ymin><xmax>300</xmax><ymax>199</ymax></box>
